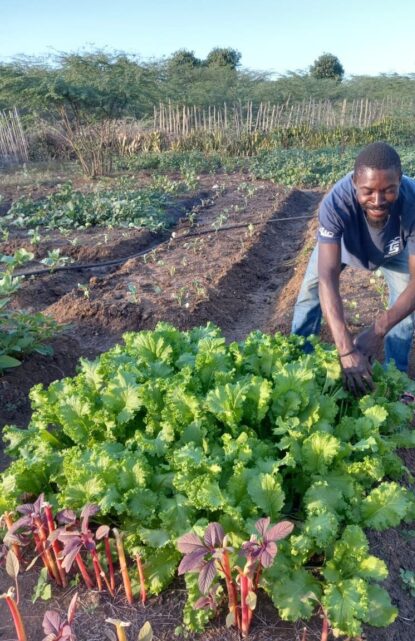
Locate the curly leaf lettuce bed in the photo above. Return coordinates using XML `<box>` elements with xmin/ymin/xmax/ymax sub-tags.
<box><xmin>2</xmin><ymin>324</ymin><xmax>415</xmax><ymax>636</ymax></box>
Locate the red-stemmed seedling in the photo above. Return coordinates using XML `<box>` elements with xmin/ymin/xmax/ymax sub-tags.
<box><xmin>42</xmin><ymin>592</ymin><xmax>78</xmax><ymax>641</ymax></box>
<box><xmin>113</xmin><ymin>528</ymin><xmax>133</xmax><ymax>604</ymax></box>
<box><xmin>177</xmin><ymin>522</ymin><xmax>240</xmax><ymax>629</ymax></box>
<box><xmin>177</xmin><ymin>518</ymin><xmax>294</xmax><ymax>637</ymax></box>
<box><xmin>10</xmin><ymin>494</ymin><xmax>61</xmax><ymax>585</ymax></box>
<box><xmin>96</xmin><ymin>524</ymin><xmax>116</xmax><ymax>593</ymax></box>
<box><xmin>54</xmin><ymin>508</ymin><xmax>94</xmax><ymax>589</ymax></box>
<box><xmin>135</xmin><ymin>552</ymin><xmax>147</xmax><ymax>606</ymax></box>
<box><xmin>1</xmin><ymin>550</ymin><xmax>27</xmax><ymax>641</ymax></box>
<box><xmin>1</xmin><ymin>587</ymin><xmax>28</xmax><ymax>641</ymax></box>
<box><xmin>239</xmin><ymin>517</ymin><xmax>294</xmax><ymax>636</ymax></box>
<box><xmin>57</xmin><ymin>504</ymin><xmax>113</xmax><ymax>594</ymax></box>
<box><xmin>1</xmin><ymin>512</ymin><xmax>22</xmax><ymax>561</ymax></box>
<box><xmin>43</xmin><ymin>502</ymin><xmax>67</xmax><ymax>587</ymax></box>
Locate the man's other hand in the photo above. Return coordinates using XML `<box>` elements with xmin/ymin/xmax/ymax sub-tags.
<box><xmin>340</xmin><ymin>349</ymin><xmax>374</xmax><ymax>397</ymax></box>
<box><xmin>354</xmin><ymin>324</ymin><xmax>384</xmax><ymax>362</ymax></box>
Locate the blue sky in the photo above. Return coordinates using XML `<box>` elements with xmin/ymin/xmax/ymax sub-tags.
<box><xmin>1</xmin><ymin>0</ymin><xmax>415</xmax><ymax>76</ymax></box>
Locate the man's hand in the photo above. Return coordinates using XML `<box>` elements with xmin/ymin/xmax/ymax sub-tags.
<box><xmin>354</xmin><ymin>324</ymin><xmax>384</xmax><ymax>363</ymax></box>
<box><xmin>340</xmin><ymin>349</ymin><xmax>374</xmax><ymax>397</ymax></box>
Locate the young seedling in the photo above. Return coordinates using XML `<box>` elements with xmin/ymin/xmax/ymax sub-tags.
<box><xmin>177</xmin><ymin>522</ymin><xmax>239</xmax><ymax>629</ymax></box>
<box><xmin>42</xmin><ymin>592</ymin><xmax>78</xmax><ymax>641</ymax></box>
<box><xmin>54</xmin><ymin>509</ymin><xmax>94</xmax><ymax>589</ymax></box>
<box><xmin>96</xmin><ymin>525</ymin><xmax>116</xmax><ymax>593</ymax></box>
<box><xmin>238</xmin><ymin>517</ymin><xmax>294</xmax><ymax>636</ymax></box>
<box><xmin>1</xmin><ymin>587</ymin><xmax>27</xmax><ymax>641</ymax></box>
<box><xmin>11</xmin><ymin>494</ymin><xmax>62</xmax><ymax>585</ymax></box>
<box><xmin>57</xmin><ymin>504</ymin><xmax>113</xmax><ymax>595</ymax></box>
<box><xmin>40</xmin><ymin>249</ymin><xmax>72</xmax><ymax>272</ymax></box>
<box><xmin>77</xmin><ymin>283</ymin><xmax>90</xmax><ymax>299</ymax></box>
<box><xmin>1</xmin><ymin>511</ymin><xmax>22</xmax><ymax>561</ymax></box>
<box><xmin>135</xmin><ymin>552</ymin><xmax>147</xmax><ymax>606</ymax></box>
<box><xmin>127</xmin><ymin>282</ymin><xmax>140</xmax><ymax>304</ymax></box>
<box><xmin>105</xmin><ymin>619</ymin><xmax>131</xmax><ymax>641</ymax></box>
<box><xmin>43</xmin><ymin>502</ymin><xmax>67</xmax><ymax>587</ymax></box>
<box><xmin>113</xmin><ymin>528</ymin><xmax>133</xmax><ymax>604</ymax></box>
<box><xmin>177</xmin><ymin>518</ymin><xmax>294</xmax><ymax>637</ymax></box>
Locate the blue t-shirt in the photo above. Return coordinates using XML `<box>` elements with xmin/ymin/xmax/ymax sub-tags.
<box><xmin>318</xmin><ymin>172</ymin><xmax>415</xmax><ymax>270</ymax></box>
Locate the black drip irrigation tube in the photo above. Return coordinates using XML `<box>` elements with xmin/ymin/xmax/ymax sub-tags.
<box><xmin>14</xmin><ymin>213</ymin><xmax>316</xmax><ymax>278</ymax></box>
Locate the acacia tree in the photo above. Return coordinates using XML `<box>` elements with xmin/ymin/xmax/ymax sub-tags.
<box><xmin>205</xmin><ymin>48</ymin><xmax>241</xmax><ymax>70</ymax></box>
<box><xmin>167</xmin><ymin>49</ymin><xmax>202</xmax><ymax>70</ymax></box>
<box><xmin>310</xmin><ymin>53</ymin><xmax>344</xmax><ymax>81</ymax></box>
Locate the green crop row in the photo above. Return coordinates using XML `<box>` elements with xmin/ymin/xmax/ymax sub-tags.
<box><xmin>4</xmin><ymin>176</ymin><xmax>193</xmax><ymax>232</ymax></box>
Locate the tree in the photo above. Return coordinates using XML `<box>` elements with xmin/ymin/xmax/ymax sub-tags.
<box><xmin>168</xmin><ymin>49</ymin><xmax>202</xmax><ymax>69</ymax></box>
<box><xmin>205</xmin><ymin>48</ymin><xmax>241</xmax><ymax>70</ymax></box>
<box><xmin>310</xmin><ymin>53</ymin><xmax>344</xmax><ymax>81</ymax></box>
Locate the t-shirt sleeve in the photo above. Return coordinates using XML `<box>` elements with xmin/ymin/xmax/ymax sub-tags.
<box><xmin>318</xmin><ymin>195</ymin><xmax>343</xmax><ymax>244</ymax></box>
<box><xmin>406</xmin><ymin>224</ymin><xmax>415</xmax><ymax>255</ymax></box>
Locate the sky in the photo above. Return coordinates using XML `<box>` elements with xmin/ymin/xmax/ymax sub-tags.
<box><xmin>1</xmin><ymin>0</ymin><xmax>415</xmax><ymax>77</ymax></box>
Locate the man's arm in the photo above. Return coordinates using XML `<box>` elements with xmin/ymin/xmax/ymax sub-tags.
<box><xmin>318</xmin><ymin>242</ymin><xmax>354</xmax><ymax>354</ymax></box>
<box><xmin>355</xmin><ymin>254</ymin><xmax>415</xmax><ymax>357</ymax></box>
<box><xmin>318</xmin><ymin>242</ymin><xmax>373</xmax><ymax>395</ymax></box>
<box><xmin>374</xmin><ymin>254</ymin><xmax>415</xmax><ymax>335</ymax></box>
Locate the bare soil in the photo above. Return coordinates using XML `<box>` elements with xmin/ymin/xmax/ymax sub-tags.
<box><xmin>1</xmin><ymin>172</ymin><xmax>415</xmax><ymax>641</ymax></box>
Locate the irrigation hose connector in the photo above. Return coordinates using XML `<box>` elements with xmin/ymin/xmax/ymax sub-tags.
<box><xmin>13</xmin><ymin>213</ymin><xmax>316</xmax><ymax>278</ymax></box>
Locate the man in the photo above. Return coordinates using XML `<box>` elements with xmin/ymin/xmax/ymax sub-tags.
<box><xmin>291</xmin><ymin>142</ymin><xmax>415</xmax><ymax>395</ymax></box>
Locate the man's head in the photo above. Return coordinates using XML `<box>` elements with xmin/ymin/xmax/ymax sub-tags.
<box><xmin>353</xmin><ymin>142</ymin><xmax>402</xmax><ymax>227</ymax></box>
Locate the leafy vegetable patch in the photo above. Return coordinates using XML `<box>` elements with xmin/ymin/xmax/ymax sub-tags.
<box><xmin>1</xmin><ymin>324</ymin><xmax>415</xmax><ymax>636</ymax></box>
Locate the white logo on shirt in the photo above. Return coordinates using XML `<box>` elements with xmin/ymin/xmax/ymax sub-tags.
<box><xmin>319</xmin><ymin>226</ymin><xmax>335</xmax><ymax>238</ymax></box>
<box><xmin>384</xmin><ymin>237</ymin><xmax>401</xmax><ymax>256</ymax></box>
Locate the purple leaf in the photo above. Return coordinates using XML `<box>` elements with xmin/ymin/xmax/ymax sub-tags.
<box><xmin>80</xmin><ymin>504</ymin><xmax>100</xmax><ymax>532</ymax></box>
<box><xmin>48</xmin><ymin>529</ymin><xmax>61</xmax><ymax>544</ymax></box>
<box><xmin>260</xmin><ymin>542</ymin><xmax>278</xmax><ymax>568</ymax></box>
<box><xmin>265</xmin><ymin>521</ymin><xmax>294</xmax><ymax>542</ymax></box>
<box><xmin>177</xmin><ymin>548</ymin><xmax>207</xmax><ymax>574</ymax></box>
<box><xmin>3</xmin><ymin>531</ymin><xmax>23</xmax><ymax>546</ymax></box>
<box><xmin>255</xmin><ymin>517</ymin><xmax>270</xmax><ymax>537</ymax></box>
<box><xmin>42</xmin><ymin>611</ymin><xmax>62</xmax><ymax>636</ymax></box>
<box><xmin>96</xmin><ymin>525</ymin><xmax>110</xmax><ymax>540</ymax></box>
<box><xmin>60</xmin><ymin>624</ymin><xmax>73</xmax><ymax>641</ymax></box>
<box><xmin>177</xmin><ymin>531</ymin><xmax>205</xmax><ymax>554</ymax></box>
<box><xmin>60</xmin><ymin>545</ymin><xmax>81</xmax><ymax>572</ymax></box>
<box><xmin>56</xmin><ymin>509</ymin><xmax>77</xmax><ymax>525</ymax></box>
<box><xmin>16</xmin><ymin>502</ymin><xmax>35</xmax><ymax>516</ymax></box>
<box><xmin>194</xmin><ymin>596</ymin><xmax>211</xmax><ymax>609</ymax></box>
<box><xmin>204</xmin><ymin>523</ymin><xmax>224</xmax><ymax>548</ymax></box>
<box><xmin>33</xmin><ymin>494</ymin><xmax>45</xmax><ymax>514</ymax></box>
<box><xmin>9</xmin><ymin>515</ymin><xmax>31</xmax><ymax>533</ymax></box>
<box><xmin>67</xmin><ymin>592</ymin><xmax>78</xmax><ymax>624</ymax></box>
<box><xmin>198</xmin><ymin>559</ymin><xmax>217</xmax><ymax>594</ymax></box>
<box><xmin>58</xmin><ymin>531</ymin><xmax>81</xmax><ymax>545</ymax></box>
<box><xmin>42</xmin><ymin>633</ymin><xmax>57</xmax><ymax>641</ymax></box>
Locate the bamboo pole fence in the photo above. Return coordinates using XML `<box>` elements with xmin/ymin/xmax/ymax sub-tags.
<box><xmin>0</xmin><ymin>108</ymin><xmax>29</xmax><ymax>164</ymax></box>
<box><xmin>152</xmin><ymin>97</ymin><xmax>415</xmax><ymax>134</ymax></box>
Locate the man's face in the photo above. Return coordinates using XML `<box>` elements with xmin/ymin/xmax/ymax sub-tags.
<box><xmin>353</xmin><ymin>167</ymin><xmax>401</xmax><ymax>226</ymax></box>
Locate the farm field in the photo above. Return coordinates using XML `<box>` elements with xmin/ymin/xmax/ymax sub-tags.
<box><xmin>1</xmin><ymin>159</ymin><xmax>415</xmax><ymax>641</ymax></box>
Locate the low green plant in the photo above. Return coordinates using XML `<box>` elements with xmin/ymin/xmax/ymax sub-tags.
<box><xmin>369</xmin><ymin>269</ymin><xmax>388</xmax><ymax>310</ymax></box>
<box><xmin>5</xmin><ymin>179</ymin><xmax>189</xmax><ymax>232</ymax></box>
<box><xmin>40</xmin><ymin>249</ymin><xmax>72</xmax><ymax>271</ymax></box>
<box><xmin>0</xmin><ymin>249</ymin><xmax>59</xmax><ymax>371</ymax></box>
<box><xmin>400</xmin><ymin>568</ymin><xmax>415</xmax><ymax>597</ymax></box>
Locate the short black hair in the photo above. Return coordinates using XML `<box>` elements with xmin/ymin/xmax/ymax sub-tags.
<box><xmin>354</xmin><ymin>142</ymin><xmax>402</xmax><ymax>176</ymax></box>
